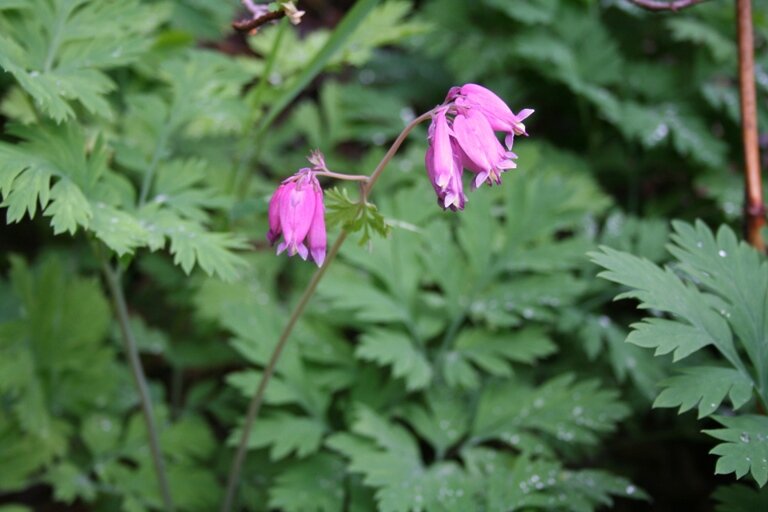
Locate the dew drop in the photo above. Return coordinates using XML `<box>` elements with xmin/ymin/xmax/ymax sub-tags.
<box><xmin>626</xmin><ymin>485</ymin><xmax>636</xmax><ymax>495</ymax></box>
<box><xmin>718</xmin><ymin>250</ymin><xmax>727</xmax><ymax>257</ymax></box>
<box><xmin>740</xmin><ymin>432</ymin><xmax>751</xmax><ymax>443</ymax></box>
<box><xmin>268</xmin><ymin>72</ymin><xmax>283</xmax><ymax>85</ymax></box>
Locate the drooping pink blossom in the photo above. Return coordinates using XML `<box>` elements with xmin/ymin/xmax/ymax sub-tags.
<box><xmin>450</xmin><ymin>83</ymin><xmax>534</xmax><ymax>149</ymax></box>
<box><xmin>267</xmin><ymin>182</ymin><xmax>288</xmax><ymax>245</ymax></box>
<box><xmin>267</xmin><ymin>169</ymin><xmax>326</xmax><ymax>266</ymax></box>
<box><xmin>306</xmin><ymin>186</ymin><xmax>326</xmax><ymax>266</ymax></box>
<box><xmin>425</xmin><ymin>109</ymin><xmax>466</xmax><ymax>210</ymax></box>
<box><xmin>452</xmin><ymin>109</ymin><xmax>517</xmax><ymax>188</ymax></box>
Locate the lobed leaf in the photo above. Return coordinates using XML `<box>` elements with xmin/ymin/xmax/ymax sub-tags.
<box><xmin>705</xmin><ymin>415</ymin><xmax>768</xmax><ymax>487</ymax></box>
<box><xmin>654</xmin><ymin>367</ymin><xmax>754</xmax><ymax>418</ymax></box>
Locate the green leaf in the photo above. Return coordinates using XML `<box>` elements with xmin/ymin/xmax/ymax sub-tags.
<box><xmin>356</xmin><ymin>329</ymin><xmax>432</xmax><ymax>391</ymax></box>
<box><xmin>269</xmin><ymin>454</ymin><xmax>346</xmax><ymax>512</ymax></box>
<box><xmin>0</xmin><ymin>0</ymin><xmax>162</xmax><ymax>121</ymax></box>
<box><xmin>705</xmin><ymin>415</ymin><xmax>768</xmax><ymax>487</ymax></box>
<box><xmin>0</xmin><ymin>256</ymin><xmax>114</xmax><ymax>438</ymax></box>
<box><xmin>401</xmin><ymin>387</ymin><xmax>470</xmax><ymax>455</ymax></box>
<box><xmin>47</xmin><ymin>462</ymin><xmax>96</xmax><ymax>504</ymax></box>
<box><xmin>161</xmin><ymin>415</ymin><xmax>216</xmax><ymax>463</ymax></box>
<box><xmin>137</xmin><ymin>208</ymin><xmax>247</xmax><ymax>281</ymax></box>
<box><xmin>325</xmin><ymin>187</ymin><xmax>391</xmax><ymax>245</ymax></box>
<box><xmin>591</xmin><ymin>244</ymin><xmax>744</xmax><ymax>372</ymax></box>
<box><xmin>151</xmin><ymin>159</ymin><xmax>228</xmax><ymax>222</ymax></box>
<box><xmin>654</xmin><ymin>367</ymin><xmax>754</xmax><ymax>418</ymax></box>
<box><xmin>473</xmin><ymin>375</ymin><xmax>630</xmax><ymax>448</ymax></box>
<box><xmin>256</xmin><ymin>0</ymin><xmax>382</xmax><ymax>135</ymax></box>
<box><xmin>714</xmin><ymin>484</ymin><xmax>768</xmax><ymax>512</ymax></box>
<box><xmin>666</xmin><ymin>17</ymin><xmax>736</xmax><ymax>62</ymax></box>
<box><xmin>231</xmin><ymin>412</ymin><xmax>326</xmax><ymax>461</ymax></box>
<box><xmin>482</xmin><ymin>0</ymin><xmax>558</xmax><ymax>24</ymax></box>
<box><xmin>668</xmin><ymin>221</ymin><xmax>768</xmax><ymax>402</ymax></box>
<box><xmin>327</xmin><ymin>406</ymin><xmax>424</xmax><ymax>512</ymax></box>
<box><xmin>318</xmin><ymin>270</ymin><xmax>408</xmax><ymax>324</ymax></box>
<box><xmin>626</xmin><ymin>318</ymin><xmax>708</xmax><ymax>362</ymax></box>
<box><xmin>454</xmin><ymin>327</ymin><xmax>557</xmax><ymax>378</ymax></box>
<box><xmin>81</xmin><ymin>414</ymin><xmax>121</xmax><ymax>456</ymax></box>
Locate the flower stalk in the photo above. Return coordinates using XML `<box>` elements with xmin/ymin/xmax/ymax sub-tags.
<box><xmin>219</xmin><ymin>110</ymin><xmax>433</xmax><ymax>512</ymax></box>
<box><xmin>222</xmin><ymin>84</ymin><xmax>533</xmax><ymax>510</ymax></box>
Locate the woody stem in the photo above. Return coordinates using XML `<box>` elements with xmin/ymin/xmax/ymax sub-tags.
<box><xmin>220</xmin><ymin>108</ymin><xmax>435</xmax><ymax>512</ymax></box>
<box><xmin>736</xmin><ymin>0</ymin><xmax>765</xmax><ymax>251</ymax></box>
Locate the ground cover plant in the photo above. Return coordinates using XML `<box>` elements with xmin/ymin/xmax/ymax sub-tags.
<box><xmin>0</xmin><ymin>1</ymin><xmax>767</xmax><ymax>511</ymax></box>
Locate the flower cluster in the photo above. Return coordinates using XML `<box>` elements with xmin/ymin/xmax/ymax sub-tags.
<box><xmin>267</xmin><ymin>167</ymin><xmax>326</xmax><ymax>266</ymax></box>
<box><xmin>266</xmin><ymin>84</ymin><xmax>532</xmax><ymax>264</ymax></box>
<box><xmin>426</xmin><ymin>84</ymin><xmax>533</xmax><ymax>210</ymax></box>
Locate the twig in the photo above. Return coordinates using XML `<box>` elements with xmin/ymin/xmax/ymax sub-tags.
<box><xmin>627</xmin><ymin>0</ymin><xmax>708</xmax><ymax>11</ymax></box>
<box><xmin>219</xmin><ymin>110</ymin><xmax>436</xmax><ymax>512</ymax></box>
<box><xmin>101</xmin><ymin>262</ymin><xmax>174</xmax><ymax>511</ymax></box>
<box><xmin>736</xmin><ymin>0</ymin><xmax>765</xmax><ymax>251</ymax></box>
<box><xmin>233</xmin><ymin>9</ymin><xmax>285</xmax><ymax>33</ymax></box>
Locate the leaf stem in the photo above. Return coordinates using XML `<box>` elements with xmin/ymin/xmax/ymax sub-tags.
<box><xmin>219</xmin><ymin>108</ymin><xmax>434</xmax><ymax>512</ymax></box>
<box><xmin>100</xmin><ymin>261</ymin><xmax>174</xmax><ymax>511</ymax></box>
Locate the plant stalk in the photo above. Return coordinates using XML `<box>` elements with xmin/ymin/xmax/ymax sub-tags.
<box><xmin>101</xmin><ymin>262</ymin><xmax>174</xmax><ymax>511</ymax></box>
<box><xmin>736</xmin><ymin>0</ymin><xmax>765</xmax><ymax>251</ymax></box>
<box><xmin>219</xmin><ymin>109</ymin><xmax>434</xmax><ymax>512</ymax></box>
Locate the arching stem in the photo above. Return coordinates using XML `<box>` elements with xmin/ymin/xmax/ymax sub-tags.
<box><xmin>219</xmin><ymin>108</ymin><xmax>435</xmax><ymax>512</ymax></box>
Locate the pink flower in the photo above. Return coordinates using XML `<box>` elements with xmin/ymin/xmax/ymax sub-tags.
<box><xmin>450</xmin><ymin>83</ymin><xmax>534</xmax><ymax>149</ymax></box>
<box><xmin>426</xmin><ymin>109</ymin><xmax>466</xmax><ymax>210</ymax></box>
<box><xmin>452</xmin><ymin>109</ymin><xmax>517</xmax><ymax>188</ymax></box>
<box><xmin>266</xmin><ymin>169</ymin><xmax>326</xmax><ymax>266</ymax></box>
<box><xmin>423</xmin><ymin>83</ymin><xmax>532</xmax><ymax>200</ymax></box>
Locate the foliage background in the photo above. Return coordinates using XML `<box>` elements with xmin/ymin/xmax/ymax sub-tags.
<box><xmin>1</xmin><ymin>0</ymin><xmax>767</xmax><ymax>511</ymax></box>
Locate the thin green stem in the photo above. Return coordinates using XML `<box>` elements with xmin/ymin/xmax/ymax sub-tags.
<box><xmin>220</xmin><ymin>109</ymin><xmax>435</xmax><ymax>512</ymax></box>
<box><xmin>220</xmin><ymin>231</ymin><xmax>348</xmax><ymax>512</ymax></box>
<box><xmin>315</xmin><ymin>170</ymin><xmax>370</xmax><ymax>182</ymax></box>
<box><xmin>363</xmin><ymin>110</ymin><xmax>435</xmax><ymax>196</ymax></box>
<box><xmin>100</xmin><ymin>262</ymin><xmax>174</xmax><ymax>511</ymax></box>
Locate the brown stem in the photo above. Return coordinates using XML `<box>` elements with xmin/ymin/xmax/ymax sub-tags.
<box><xmin>232</xmin><ymin>9</ymin><xmax>285</xmax><ymax>33</ymax></box>
<box><xmin>628</xmin><ymin>0</ymin><xmax>708</xmax><ymax>11</ymax></box>
<box><xmin>737</xmin><ymin>0</ymin><xmax>765</xmax><ymax>251</ymax></box>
